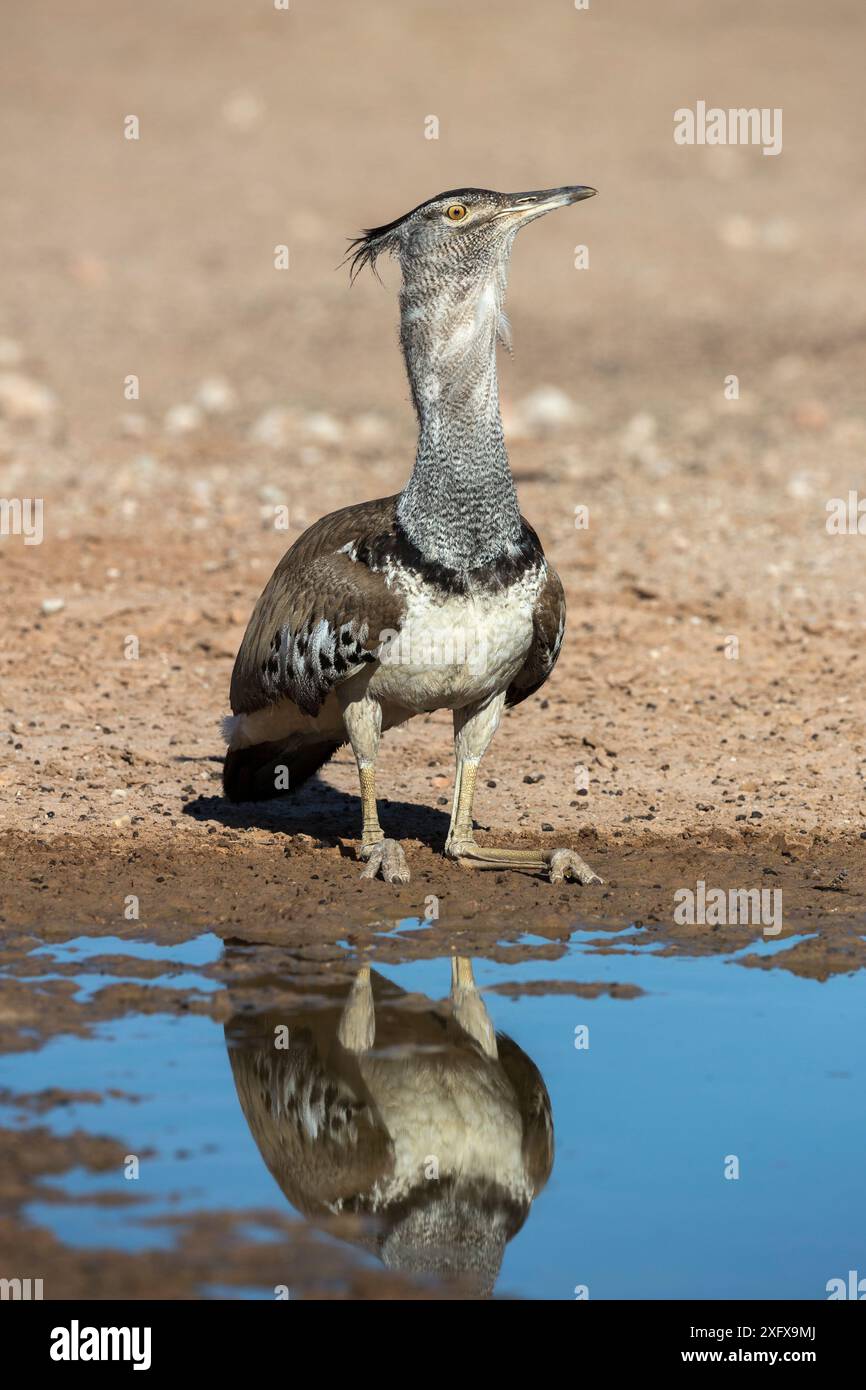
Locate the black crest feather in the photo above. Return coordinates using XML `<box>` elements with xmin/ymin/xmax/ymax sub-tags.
<box><xmin>342</xmin><ymin>189</ymin><xmax>490</xmax><ymax>283</ymax></box>
<box><xmin>342</xmin><ymin>218</ymin><xmax>402</xmax><ymax>284</ymax></box>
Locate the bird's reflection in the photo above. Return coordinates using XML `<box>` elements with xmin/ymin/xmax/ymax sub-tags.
<box><xmin>224</xmin><ymin>956</ymin><xmax>553</xmax><ymax>1296</ymax></box>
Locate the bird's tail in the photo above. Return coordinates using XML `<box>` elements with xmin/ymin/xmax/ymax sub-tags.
<box><xmin>222</xmin><ymin>736</ymin><xmax>343</xmax><ymax>803</ymax></box>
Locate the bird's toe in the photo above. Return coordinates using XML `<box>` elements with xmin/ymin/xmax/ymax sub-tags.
<box><xmin>548</xmin><ymin>848</ymin><xmax>603</xmax><ymax>886</ymax></box>
<box><xmin>359</xmin><ymin>838</ymin><xmax>411</xmax><ymax>884</ymax></box>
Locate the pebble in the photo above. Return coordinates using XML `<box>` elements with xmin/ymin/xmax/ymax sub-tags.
<box><xmin>516</xmin><ymin>385</ymin><xmax>581</xmax><ymax>435</ymax></box>
<box><xmin>40</xmin><ymin>598</ymin><xmax>65</xmax><ymax>615</ymax></box>
<box><xmin>195</xmin><ymin>377</ymin><xmax>238</xmax><ymax>415</ymax></box>
<box><xmin>719</xmin><ymin>214</ymin><xmax>756</xmax><ymax>250</ymax></box>
<box><xmin>257</xmin><ymin>483</ymin><xmax>283</xmax><ymax>504</ymax></box>
<box><xmin>0</xmin><ymin>372</ymin><xmax>58</xmax><ymax>423</ymax></box>
<box><xmin>249</xmin><ymin>407</ymin><xmax>295</xmax><ymax>448</ymax></box>
<box><xmin>351</xmin><ymin>412</ymin><xmax>391</xmax><ymax>443</ymax></box>
<box><xmin>303</xmin><ymin>411</ymin><xmax>343</xmax><ymax>444</ymax></box>
<box><xmin>786</xmin><ymin>472</ymin><xmax>814</xmax><ymax>500</ymax></box>
<box><xmin>164</xmin><ymin>403</ymin><xmax>204</xmax><ymax>435</ymax></box>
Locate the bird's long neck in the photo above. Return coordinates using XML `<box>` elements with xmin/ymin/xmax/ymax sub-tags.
<box><xmin>396</xmin><ymin>272</ymin><xmax>522</xmax><ymax>571</ymax></box>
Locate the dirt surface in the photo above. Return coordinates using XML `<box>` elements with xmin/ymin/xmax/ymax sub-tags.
<box><xmin>1</xmin><ymin>2</ymin><xmax>865</xmax><ymax>944</ymax></box>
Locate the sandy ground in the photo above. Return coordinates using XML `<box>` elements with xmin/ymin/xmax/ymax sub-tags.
<box><xmin>1</xmin><ymin>2</ymin><xmax>865</xmax><ymax>938</ymax></box>
<box><xmin>8</xmin><ymin>0</ymin><xmax>866</xmax><ymax>1305</ymax></box>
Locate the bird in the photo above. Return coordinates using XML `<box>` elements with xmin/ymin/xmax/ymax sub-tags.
<box><xmin>225</xmin><ymin>956</ymin><xmax>553</xmax><ymax>1297</ymax></box>
<box><xmin>223</xmin><ymin>184</ymin><xmax>601</xmax><ymax>886</ymax></box>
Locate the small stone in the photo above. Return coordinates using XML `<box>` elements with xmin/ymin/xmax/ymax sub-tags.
<box><xmin>351</xmin><ymin>412</ymin><xmax>391</xmax><ymax>443</ymax></box>
<box><xmin>719</xmin><ymin>214</ymin><xmax>756</xmax><ymax>250</ymax></box>
<box><xmin>303</xmin><ymin>411</ymin><xmax>343</xmax><ymax>444</ymax></box>
<box><xmin>195</xmin><ymin>377</ymin><xmax>238</xmax><ymax>415</ymax></box>
<box><xmin>249</xmin><ymin>407</ymin><xmax>296</xmax><ymax>448</ymax></box>
<box><xmin>786</xmin><ymin>472</ymin><xmax>814</xmax><ymax>500</ymax></box>
<box><xmin>164</xmin><ymin>403</ymin><xmax>204</xmax><ymax>435</ymax></box>
<box><xmin>517</xmin><ymin>385</ymin><xmax>581</xmax><ymax>435</ymax></box>
<box><xmin>40</xmin><ymin>597</ymin><xmax>65</xmax><ymax>615</ymax></box>
<box><xmin>257</xmin><ymin>483</ymin><xmax>283</xmax><ymax>504</ymax></box>
<box><xmin>0</xmin><ymin>373</ymin><xmax>58</xmax><ymax>424</ymax></box>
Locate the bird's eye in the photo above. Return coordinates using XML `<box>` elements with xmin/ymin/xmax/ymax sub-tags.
<box><xmin>445</xmin><ymin>203</ymin><xmax>468</xmax><ymax>222</ymax></box>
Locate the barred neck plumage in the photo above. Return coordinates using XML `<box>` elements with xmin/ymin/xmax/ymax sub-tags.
<box><xmin>396</xmin><ymin>267</ymin><xmax>523</xmax><ymax>572</ymax></box>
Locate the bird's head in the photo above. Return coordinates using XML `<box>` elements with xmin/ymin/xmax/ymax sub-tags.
<box><xmin>346</xmin><ymin>184</ymin><xmax>597</xmax><ymax>287</ymax></box>
<box><xmin>347</xmin><ymin>185</ymin><xmax>597</xmax><ymax>406</ymax></box>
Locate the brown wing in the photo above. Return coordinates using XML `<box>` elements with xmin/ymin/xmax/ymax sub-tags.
<box><xmin>506</xmin><ymin>563</ymin><xmax>566</xmax><ymax>707</ymax></box>
<box><xmin>497</xmin><ymin>1033</ymin><xmax>554</xmax><ymax>1196</ymax></box>
<box><xmin>230</xmin><ymin>496</ymin><xmax>406</xmax><ymax>717</ymax></box>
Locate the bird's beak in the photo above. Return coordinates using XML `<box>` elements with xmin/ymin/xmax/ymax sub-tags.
<box><xmin>497</xmin><ymin>185</ymin><xmax>598</xmax><ymax>225</ymax></box>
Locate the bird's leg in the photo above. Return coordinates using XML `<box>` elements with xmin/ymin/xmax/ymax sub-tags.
<box><xmin>445</xmin><ymin>698</ymin><xmax>603</xmax><ymax>885</ymax></box>
<box><xmin>337</xmin><ymin>964</ymin><xmax>376</xmax><ymax>1053</ymax></box>
<box><xmin>339</xmin><ymin>685</ymin><xmax>410</xmax><ymax>884</ymax></box>
<box><xmin>450</xmin><ymin>956</ymin><xmax>497</xmax><ymax>1058</ymax></box>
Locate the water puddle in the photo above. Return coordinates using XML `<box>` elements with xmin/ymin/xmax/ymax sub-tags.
<box><xmin>0</xmin><ymin>924</ymin><xmax>862</xmax><ymax>1298</ymax></box>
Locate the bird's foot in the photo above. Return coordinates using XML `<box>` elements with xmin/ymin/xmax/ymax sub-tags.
<box><xmin>446</xmin><ymin>837</ymin><xmax>602</xmax><ymax>885</ymax></box>
<box><xmin>358</xmin><ymin>838</ymin><xmax>411</xmax><ymax>884</ymax></box>
<box><xmin>547</xmin><ymin>847</ymin><xmax>604</xmax><ymax>886</ymax></box>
